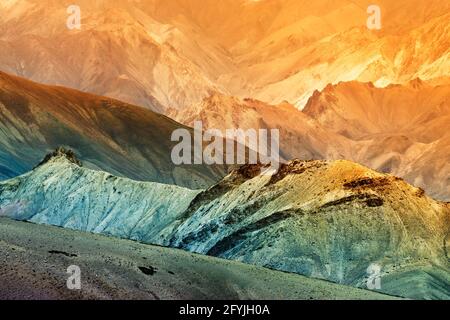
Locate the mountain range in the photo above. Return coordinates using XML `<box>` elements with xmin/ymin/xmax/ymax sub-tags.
<box><xmin>0</xmin><ymin>217</ymin><xmax>394</xmax><ymax>300</ymax></box>
<box><xmin>0</xmin><ymin>0</ymin><xmax>448</xmax><ymax>110</ymax></box>
<box><xmin>0</xmin><ymin>71</ymin><xmax>226</xmax><ymax>188</ymax></box>
<box><xmin>1</xmin><ymin>69</ymin><xmax>448</xmax><ymax>200</ymax></box>
<box><xmin>304</xmin><ymin>79</ymin><xmax>450</xmax><ymax>200</ymax></box>
<box><xmin>170</xmin><ymin>79</ymin><xmax>450</xmax><ymax>200</ymax></box>
<box><xmin>1</xmin><ymin>150</ymin><xmax>448</xmax><ymax>299</ymax></box>
<box><xmin>0</xmin><ymin>0</ymin><xmax>449</xmax><ymax>301</ymax></box>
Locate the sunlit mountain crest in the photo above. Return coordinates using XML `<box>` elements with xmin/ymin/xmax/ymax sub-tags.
<box><xmin>0</xmin><ymin>0</ymin><xmax>448</xmax><ymax>110</ymax></box>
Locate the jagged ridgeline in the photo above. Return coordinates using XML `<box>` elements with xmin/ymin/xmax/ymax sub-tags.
<box><xmin>0</xmin><ymin>149</ymin><xmax>449</xmax><ymax>299</ymax></box>
<box><xmin>35</xmin><ymin>147</ymin><xmax>82</xmax><ymax>168</ymax></box>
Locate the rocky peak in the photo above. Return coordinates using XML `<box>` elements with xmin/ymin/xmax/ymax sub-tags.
<box><xmin>36</xmin><ymin>147</ymin><xmax>82</xmax><ymax>168</ymax></box>
<box><xmin>408</xmin><ymin>77</ymin><xmax>425</xmax><ymax>89</ymax></box>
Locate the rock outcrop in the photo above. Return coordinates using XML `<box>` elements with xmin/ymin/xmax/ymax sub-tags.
<box><xmin>0</xmin><ymin>154</ymin><xmax>448</xmax><ymax>299</ymax></box>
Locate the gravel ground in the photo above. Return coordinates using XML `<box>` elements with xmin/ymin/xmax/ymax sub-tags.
<box><xmin>0</xmin><ymin>218</ymin><xmax>395</xmax><ymax>300</ymax></box>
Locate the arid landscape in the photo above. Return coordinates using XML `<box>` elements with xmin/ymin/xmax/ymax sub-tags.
<box><xmin>0</xmin><ymin>217</ymin><xmax>397</xmax><ymax>300</ymax></box>
<box><xmin>0</xmin><ymin>0</ymin><xmax>448</xmax><ymax>301</ymax></box>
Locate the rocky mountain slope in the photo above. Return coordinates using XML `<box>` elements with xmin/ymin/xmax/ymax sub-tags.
<box><xmin>0</xmin><ymin>0</ymin><xmax>448</xmax><ymax>110</ymax></box>
<box><xmin>0</xmin><ymin>150</ymin><xmax>201</xmax><ymax>243</ymax></box>
<box><xmin>168</xmin><ymin>93</ymin><xmax>353</xmax><ymax>161</ymax></box>
<box><xmin>0</xmin><ymin>0</ymin><xmax>234</xmax><ymax>111</ymax></box>
<box><xmin>169</xmin><ymin>160</ymin><xmax>450</xmax><ymax>299</ymax></box>
<box><xmin>303</xmin><ymin>79</ymin><xmax>450</xmax><ymax>141</ymax></box>
<box><xmin>0</xmin><ymin>71</ymin><xmax>227</xmax><ymax>188</ymax></box>
<box><xmin>303</xmin><ymin>80</ymin><xmax>450</xmax><ymax>200</ymax></box>
<box><xmin>170</xmin><ymin>79</ymin><xmax>450</xmax><ymax>200</ymax></box>
<box><xmin>1</xmin><ymin>151</ymin><xmax>448</xmax><ymax>299</ymax></box>
<box><xmin>231</xmin><ymin>2</ymin><xmax>450</xmax><ymax>107</ymax></box>
<box><xmin>0</xmin><ymin>217</ymin><xmax>394</xmax><ymax>300</ymax></box>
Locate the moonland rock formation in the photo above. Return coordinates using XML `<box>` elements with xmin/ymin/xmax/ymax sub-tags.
<box><xmin>0</xmin><ymin>217</ymin><xmax>395</xmax><ymax>300</ymax></box>
<box><xmin>0</xmin><ymin>150</ymin><xmax>448</xmax><ymax>299</ymax></box>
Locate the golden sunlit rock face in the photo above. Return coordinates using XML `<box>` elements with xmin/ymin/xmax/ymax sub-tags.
<box><xmin>0</xmin><ymin>0</ymin><xmax>449</xmax><ymax>199</ymax></box>
<box><xmin>0</xmin><ymin>1</ymin><xmax>448</xmax><ymax>189</ymax></box>
<box><xmin>303</xmin><ymin>80</ymin><xmax>450</xmax><ymax>201</ymax></box>
<box><xmin>0</xmin><ymin>0</ymin><xmax>448</xmax><ymax>109</ymax></box>
<box><xmin>170</xmin><ymin>80</ymin><xmax>450</xmax><ymax>201</ymax></box>
<box><xmin>0</xmin><ymin>0</ymin><xmax>449</xmax><ymax>301</ymax></box>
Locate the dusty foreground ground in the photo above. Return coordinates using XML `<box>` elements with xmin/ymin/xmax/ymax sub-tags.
<box><xmin>0</xmin><ymin>218</ymin><xmax>394</xmax><ymax>300</ymax></box>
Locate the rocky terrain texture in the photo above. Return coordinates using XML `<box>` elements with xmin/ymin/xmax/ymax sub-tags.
<box><xmin>0</xmin><ymin>71</ymin><xmax>227</xmax><ymax>188</ymax></box>
<box><xmin>168</xmin><ymin>92</ymin><xmax>353</xmax><ymax>161</ymax></box>
<box><xmin>303</xmin><ymin>80</ymin><xmax>450</xmax><ymax>201</ymax></box>
<box><xmin>169</xmin><ymin>160</ymin><xmax>450</xmax><ymax>300</ymax></box>
<box><xmin>0</xmin><ymin>150</ymin><xmax>201</xmax><ymax>243</ymax></box>
<box><xmin>1</xmin><ymin>151</ymin><xmax>448</xmax><ymax>299</ymax></box>
<box><xmin>171</xmin><ymin>79</ymin><xmax>450</xmax><ymax>201</ymax></box>
<box><xmin>0</xmin><ymin>217</ymin><xmax>394</xmax><ymax>300</ymax></box>
<box><xmin>0</xmin><ymin>0</ymin><xmax>448</xmax><ymax>110</ymax></box>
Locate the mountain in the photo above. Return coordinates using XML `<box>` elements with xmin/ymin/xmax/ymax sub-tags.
<box><xmin>231</xmin><ymin>2</ymin><xmax>450</xmax><ymax>107</ymax></box>
<box><xmin>0</xmin><ymin>0</ymin><xmax>234</xmax><ymax>111</ymax></box>
<box><xmin>168</xmin><ymin>92</ymin><xmax>353</xmax><ymax>161</ymax></box>
<box><xmin>0</xmin><ymin>150</ymin><xmax>201</xmax><ymax>242</ymax></box>
<box><xmin>171</xmin><ymin>79</ymin><xmax>450</xmax><ymax>201</ymax></box>
<box><xmin>0</xmin><ymin>217</ymin><xmax>394</xmax><ymax>300</ymax></box>
<box><xmin>303</xmin><ymin>80</ymin><xmax>450</xmax><ymax>200</ymax></box>
<box><xmin>170</xmin><ymin>160</ymin><xmax>450</xmax><ymax>300</ymax></box>
<box><xmin>0</xmin><ymin>71</ymin><xmax>227</xmax><ymax>188</ymax></box>
<box><xmin>0</xmin><ymin>0</ymin><xmax>448</xmax><ymax>110</ymax></box>
<box><xmin>1</xmin><ymin>151</ymin><xmax>448</xmax><ymax>299</ymax></box>
<box><xmin>303</xmin><ymin>80</ymin><xmax>450</xmax><ymax>140</ymax></box>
